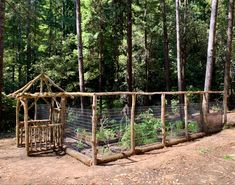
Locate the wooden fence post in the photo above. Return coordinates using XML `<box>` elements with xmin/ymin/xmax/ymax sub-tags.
<box><xmin>60</xmin><ymin>97</ymin><xmax>67</xmax><ymax>146</ymax></box>
<box><xmin>92</xmin><ymin>95</ymin><xmax>98</xmax><ymax>165</ymax></box>
<box><xmin>161</xmin><ymin>94</ymin><xmax>166</xmax><ymax>146</ymax></box>
<box><xmin>34</xmin><ymin>98</ymin><xmax>38</xmax><ymax>120</ymax></box>
<box><xmin>223</xmin><ymin>90</ymin><xmax>228</xmax><ymax>125</ymax></box>
<box><xmin>16</xmin><ymin>99</ymin><xmax>20</xmax><ymax>147</ymax></box>
<box><xmin>201</xmin><ymin>93</ymin><xmax>208</xmax><ymax>132</ymax></box>
<box><xmin>184</xmin><ymin>94</ymin><xmax>189</xmax><ymax>139</ymax></box>
<box><xmin>130</xmin><ymin>94</ymin><xmax>136</xmax><ymax>154</ymax></box>
<box><xmin>23</xmin><ymin>98</ymin><xmax>29</xmax><ymax>155</ymax></box>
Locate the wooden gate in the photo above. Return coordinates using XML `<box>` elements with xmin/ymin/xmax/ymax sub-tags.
<box><xmin>18</xmin><ymin>120</ymin><xmax>63</xmax><ymax>155</ymax></box>
<box><xmin>27</xmin><ymin>120</ymin><xmax>62</xmax><ymax>154</ymax></box>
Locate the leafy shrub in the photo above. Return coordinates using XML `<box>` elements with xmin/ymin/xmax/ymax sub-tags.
<box><xmin>1</xmin><ymin>93</ymin><xmax>16</xmax><ymax>132</ymax></box>
<box><xmin>120</xmin><ymin>109</ymin><xmax>161</xmax><ymax>148</ymax></box>
<box><xmin>96</xmin><ymin>128</ymin><xmax>115</xmax><ymax>141</ymax></box>
<box><xmin>188</xmin><ymin>121</ymin><xmax>198</xmax><ymax>133</ymax></box>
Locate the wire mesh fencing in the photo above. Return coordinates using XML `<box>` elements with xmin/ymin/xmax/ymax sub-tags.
<box><xmin>65</xmin><ymin>107</ymin><xmax>93</xmax><ymax>157</ymax></box>
<box><xmin>96</xmin><ymin>108</ymin><xmax>131</xmax><ymax>157</ymax></box>
<box><xmin>36</xmin><ymin>92</ymin><xmax>225</xmax><ymax>165</ymax></box>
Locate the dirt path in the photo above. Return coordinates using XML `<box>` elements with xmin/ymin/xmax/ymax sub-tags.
<box><xmin>0</xmin><ymin>128</ymin><xmax>235</xmax><ymax>185</ymax></box>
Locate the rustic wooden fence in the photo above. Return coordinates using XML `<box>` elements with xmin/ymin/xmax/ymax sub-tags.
<box><xmin>63</xmin><ymin>91</ymin><xmax>225</xmax><ymax>166</ymax></box>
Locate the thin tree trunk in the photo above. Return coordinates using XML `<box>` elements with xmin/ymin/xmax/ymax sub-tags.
<box><xmin>99</xmin><ymin>0</ymin><xmax>104</xmax><ymax>113</ymax></box>
<box><xmin>176</xmin><ymin>0</ymin><xmax>184</xmax><ymax>118</ymax></box>
<box><xmin>181</xmin><ymin>0</ymin><xmax>188</xmax><ymax>91</ymax></box>
<box><xmin>113</xmin><ymin>0</ymin><xmax>121</xmax><ymax>91</ymax></box>
<box><xmin>17</xmin><ymin>12</ymin><xmax>22</xmax><ymax>88</ymax></box>
<box><xmin>223</xmin><ymin>0</ymin><xmax>234</xmax><ymax>123</ymax></box>
<box><xmin>75</xmin><ymin>0</ymin><xmax>85</xmax><ymax>110</ymax></box>
<box><xmin>127</xmin><ymin>0</ymin><xmax>133</xmax><ymax>107</ymax></box>
<box><xmin>176</xmin><ymin>0</ymin><xmax>182</xmax><ymax>93</ymax></box>
<box><xmin>62</xmin><ymin>0</ymin><xmax>66</xmax><ymax>38</ymax></box>
<box><xmin>203</xmin><ymin>0</ymin><xmax>219</xmax><ymax>113</ymax></box>
<box><xmin>144</xmin><ymin>0</ymin><xmax>148</xmax><ymax>93</ymax></box>
<box><xmin>0</xmin><ymin>0</ymin><xmax>5</xmax><ymax>129</ymax></box>
<box><xmin>26</xmin><ymin>0</ymin><xmax>32</xmax><ymax>82</ymax></box>
<box><xmin>161</xmin><ymin>0</ymin><xmax>171</xmax><ymax>105</ymax></box>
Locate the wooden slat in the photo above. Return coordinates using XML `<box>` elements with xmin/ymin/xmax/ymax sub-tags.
<box><xmin>16</xmin><ymin>99</ymin><xmax>20</xmax><ymax>147</ymax></box>
<box><xmin>161</xmin><ymin>94</ymin><xmax>166</xmax><ymax>146</ymax></box>
<box><xmin>92</xmin><ymin>95</ymin><xmax>98</xmax><ymax>165</ymax></box>
<box><xmin>184</xmin><ymin>94</ymin><xmax>189</xmax><ymax>138</ymax></box>
<box><xmin>130</xmin><ymin>94</ymin><xmax>136</xmax><ymax>154</ymax></box>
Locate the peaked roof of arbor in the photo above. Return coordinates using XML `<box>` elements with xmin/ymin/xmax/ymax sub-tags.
<box><xmin>9</xmin><ymin>73</ymin><xmax>65</xmax><ymax>98</ymax></box>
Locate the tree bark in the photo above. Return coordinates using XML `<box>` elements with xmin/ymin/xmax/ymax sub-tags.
<box><xmin>176</xmin><ymin>0</ymin><xmax>182</xmax><ymax>93</ymax></box>
<box><xmin>223</xmin><ymin>0</ymin><xmax>234</xmax><ymax>123</ymax></box>
<box><xmin>0</xmin><ymin>0</ymin><xmax>5</xmax><ymax>129</ymax></box>
<box><xmin>181</xmin><ymin>0</ymin><xmax>188</xmax><ymax>91</ymax></box>
<box><xmin>161</xmin><ymin>0</ymin><xmax>171</xmax><ymax>105</ymax></box>
<box><xmin>144</xmin><ymin>0</ymin><xmax>149</xmax><ymax>93</ymax></box>
<box><xmin>176</xmin><ymin>0</ymin><xmax>184</xmax><ymax>118</ymax></box>
<box><xmin>75</xmin><ymin>0</ymin><xmax>85</xmax><ymax>110</ymax></box>
<box><xmin>26</xmin><ymin>0</ymin><xmax>32</xmax><ymax>82</ymax></box>
<box><xmin>203</xmin><ymin>0</ymin><xmax>219</xmax><ymax>112</ymax></box>
<box><xmin>99</xmin><ymin>0</ymin><xmax>104</xmax><ymax>113</ymax></box>
<box><xmin>127</xmin><ymin>0</ymin><xmax>133</xmax><ymax>106</ymax></box>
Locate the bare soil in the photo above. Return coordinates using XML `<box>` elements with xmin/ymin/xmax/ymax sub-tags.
<box><xmin>1</xmin><ymin>118</ymin><xmax>235</xmax><ymax>184</ymax></box>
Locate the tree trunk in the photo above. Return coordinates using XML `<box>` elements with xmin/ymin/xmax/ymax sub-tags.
<box><xmin>144</xmin><ymin>0</ymin><xmax>148</xmax><ymax>93</ymax></box>
<box><xmin>75</xmin><ymin>0</ymin><xmax>85</xmax><ymax>110</ymax></box>
<box><xmin>160</xmin><ymin>0</ymin><xmax>171</xmax><ymax>105</ymax></box>
<box><xmin>223</xmin><ymin>0</ymin><xmax>234</xmax><ymax>123</ymax></box>
<box><xmin>0</xmin><ymin>0</ymin><xmax>5</xmax><ymax>129</ymax></box>
<box><xmin>99</xmin><ymin>0</ymin><xmax>104</xmax><ymax>113</ymax></box>
<box><xmin>176</xmin><ymin>0</ymin><xmax>183</xmax><ymax>93</ymax></box>
<box><xmin>127</xmin><ymin>0</ymin><xmax>133</xmax><ymax>106</ymax></box>
<box><xmin>26</xmin><ymin>0</ymin><xmax>32</xmax><ymax>82</ymax></box>
<box><xmin>203</xmin><ymin>0</ymin><xmax>219</xmax><ymax>113</ymax></box>
<box><xmin>176</xmin><ymin>0</ymin><xmax>184</xmax><ymax>118</ymax></box>
<box><xmin>181</xmin><ymin>0</ymin><xmax>188</xmax><ymax>91</ymax></box>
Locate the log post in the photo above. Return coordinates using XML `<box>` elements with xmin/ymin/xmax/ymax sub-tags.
<box><xmin>130</xmin><ymin>94</ymin><xmax>136</xmax><ymax>154</ymax></box>
<box><xmin>161</xmin><ymin>94</ymin><xmax>166</xmax><ymax>146</ymax></box>
<box><xmin>92</xmin><ymin>95</ymin><xmax>98</xmax><ymax>165</ymax></box>
<box><xmin>50</xmin><ymin>98</ymin><xmax>55</xmax><ymax>143</ymax></box>
<box><xmin>201</xmin><ymin>93</ymin><xmax>208</xmax><ymax>132</ymax></box>
<box><xmin>22</xmin><ymin>98</ymin><xmax>29</xmax><ymax>155</ymax></box>
<box><xmin>184</xmin><ymin>94</ymin><xmax>189</xmax><ymax>138</ymax></box>
<box><xmin>223</xmin><ymin>91</ymin><xmax>228</xmax><ymax>125</ymax></box>
<box><xmin>16</xmin><ymin>99</ymin><xmax>20</xmax><ymax>147</ymax></box>
<box><xmin>34</xmin><ymin>98</ymin><xmax>38</xmax><ymax>120</ymax></box>
<box><xmin>60</xmin><ymin>97</ymin><xmax>67</xmax><ymax>146</ymax></box>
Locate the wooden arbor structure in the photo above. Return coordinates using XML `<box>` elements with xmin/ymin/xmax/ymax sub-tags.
<box><xmin>9</xmin><ymin>74</ymin><xmax>67</xmax><ymax>155</ymax></box>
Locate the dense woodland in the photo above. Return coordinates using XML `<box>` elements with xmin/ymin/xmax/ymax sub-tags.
<box><xmin>0</xmin><ymin>0</ymin><xmax>234</xmax><ymax>131</ymax></box>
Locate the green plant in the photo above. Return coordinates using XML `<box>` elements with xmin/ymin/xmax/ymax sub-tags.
<box><xmin>175</xmin><ymin>120</ymin><xmax>184</xmax><ymax>131</ymax></box>
<box><xmin>96</xmin><ymin>128</ymin><xmax>115</xmax><ymax>141</ymax></box>
<box><xmin>76</xmin><ymin>140</ymin><xmax>84</xmax><ymax>149</ymax></box>
<box><xmin>120</xmin><ymin>109</ymin><xmax>161</xmax><ymax>148</ymax></box>
<box><xmin>188</xmin><ymin>121</ymin><xmax>198</xmax><ymax>133</ymax></box>
<box><xmin>223</xmin><ymin>154</ymin><xmax>233</xmax><ymax>160</ymax></box>
<box><xmin>76</xmin><ymin>128</ymin><xmax>88</xmax><ymax>135</ymax></box>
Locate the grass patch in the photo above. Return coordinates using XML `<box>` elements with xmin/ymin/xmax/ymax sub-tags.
<box><xmin>223</xmin><ymin>154</ymin><xmax>233</xmax><ymax>160</ymax></box>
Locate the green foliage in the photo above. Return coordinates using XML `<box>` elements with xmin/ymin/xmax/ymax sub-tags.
<box><xmin>223</xmin><ymin>154</ymin><xmax>233</xmax><ymax>161</ymax></box>
<box><xmin>1</xmin><ymin>94</ymin><xmax>16</xmax><ymax>132</ymax></box>
<box><xmin>188</xmin><ymin>121</ymin><xmax>198</xmax><ymax>133</ymax></box>
<box><xmin>76</xmin><ymin>140</ymin><xmax>84</xmax><ymax>150</ymax></box>
<box><xmin>96</xmin><ymin>128</ymin><xmax>115</xmax><ymax>142</ymax></box>
<box><xmin>76</xmin><ymin>127</ymin><xmax>88</xmax><ymax>135</ymax></box>
<box><xmin>120</xmin><ymin>109</ymin><xmax>161</xmax><ymax>148</ymax></box>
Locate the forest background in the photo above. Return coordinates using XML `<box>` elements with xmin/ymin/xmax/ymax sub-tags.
<box><xmin>0</xmin><ymin>0</ymin><xmax>234</xmax><ymax>131</ymax></box>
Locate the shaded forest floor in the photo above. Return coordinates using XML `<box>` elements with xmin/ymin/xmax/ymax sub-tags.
<box><xmin>1</xmin><ymin>115</ymin><xmax>235</xmax><ymax>185</ymax></box>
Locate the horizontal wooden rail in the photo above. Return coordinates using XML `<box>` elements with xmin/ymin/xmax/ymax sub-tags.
<box><xmin>12</xmin><ymin>90</ymin><xmax>224</xmax><ymax>99</ymax></box>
